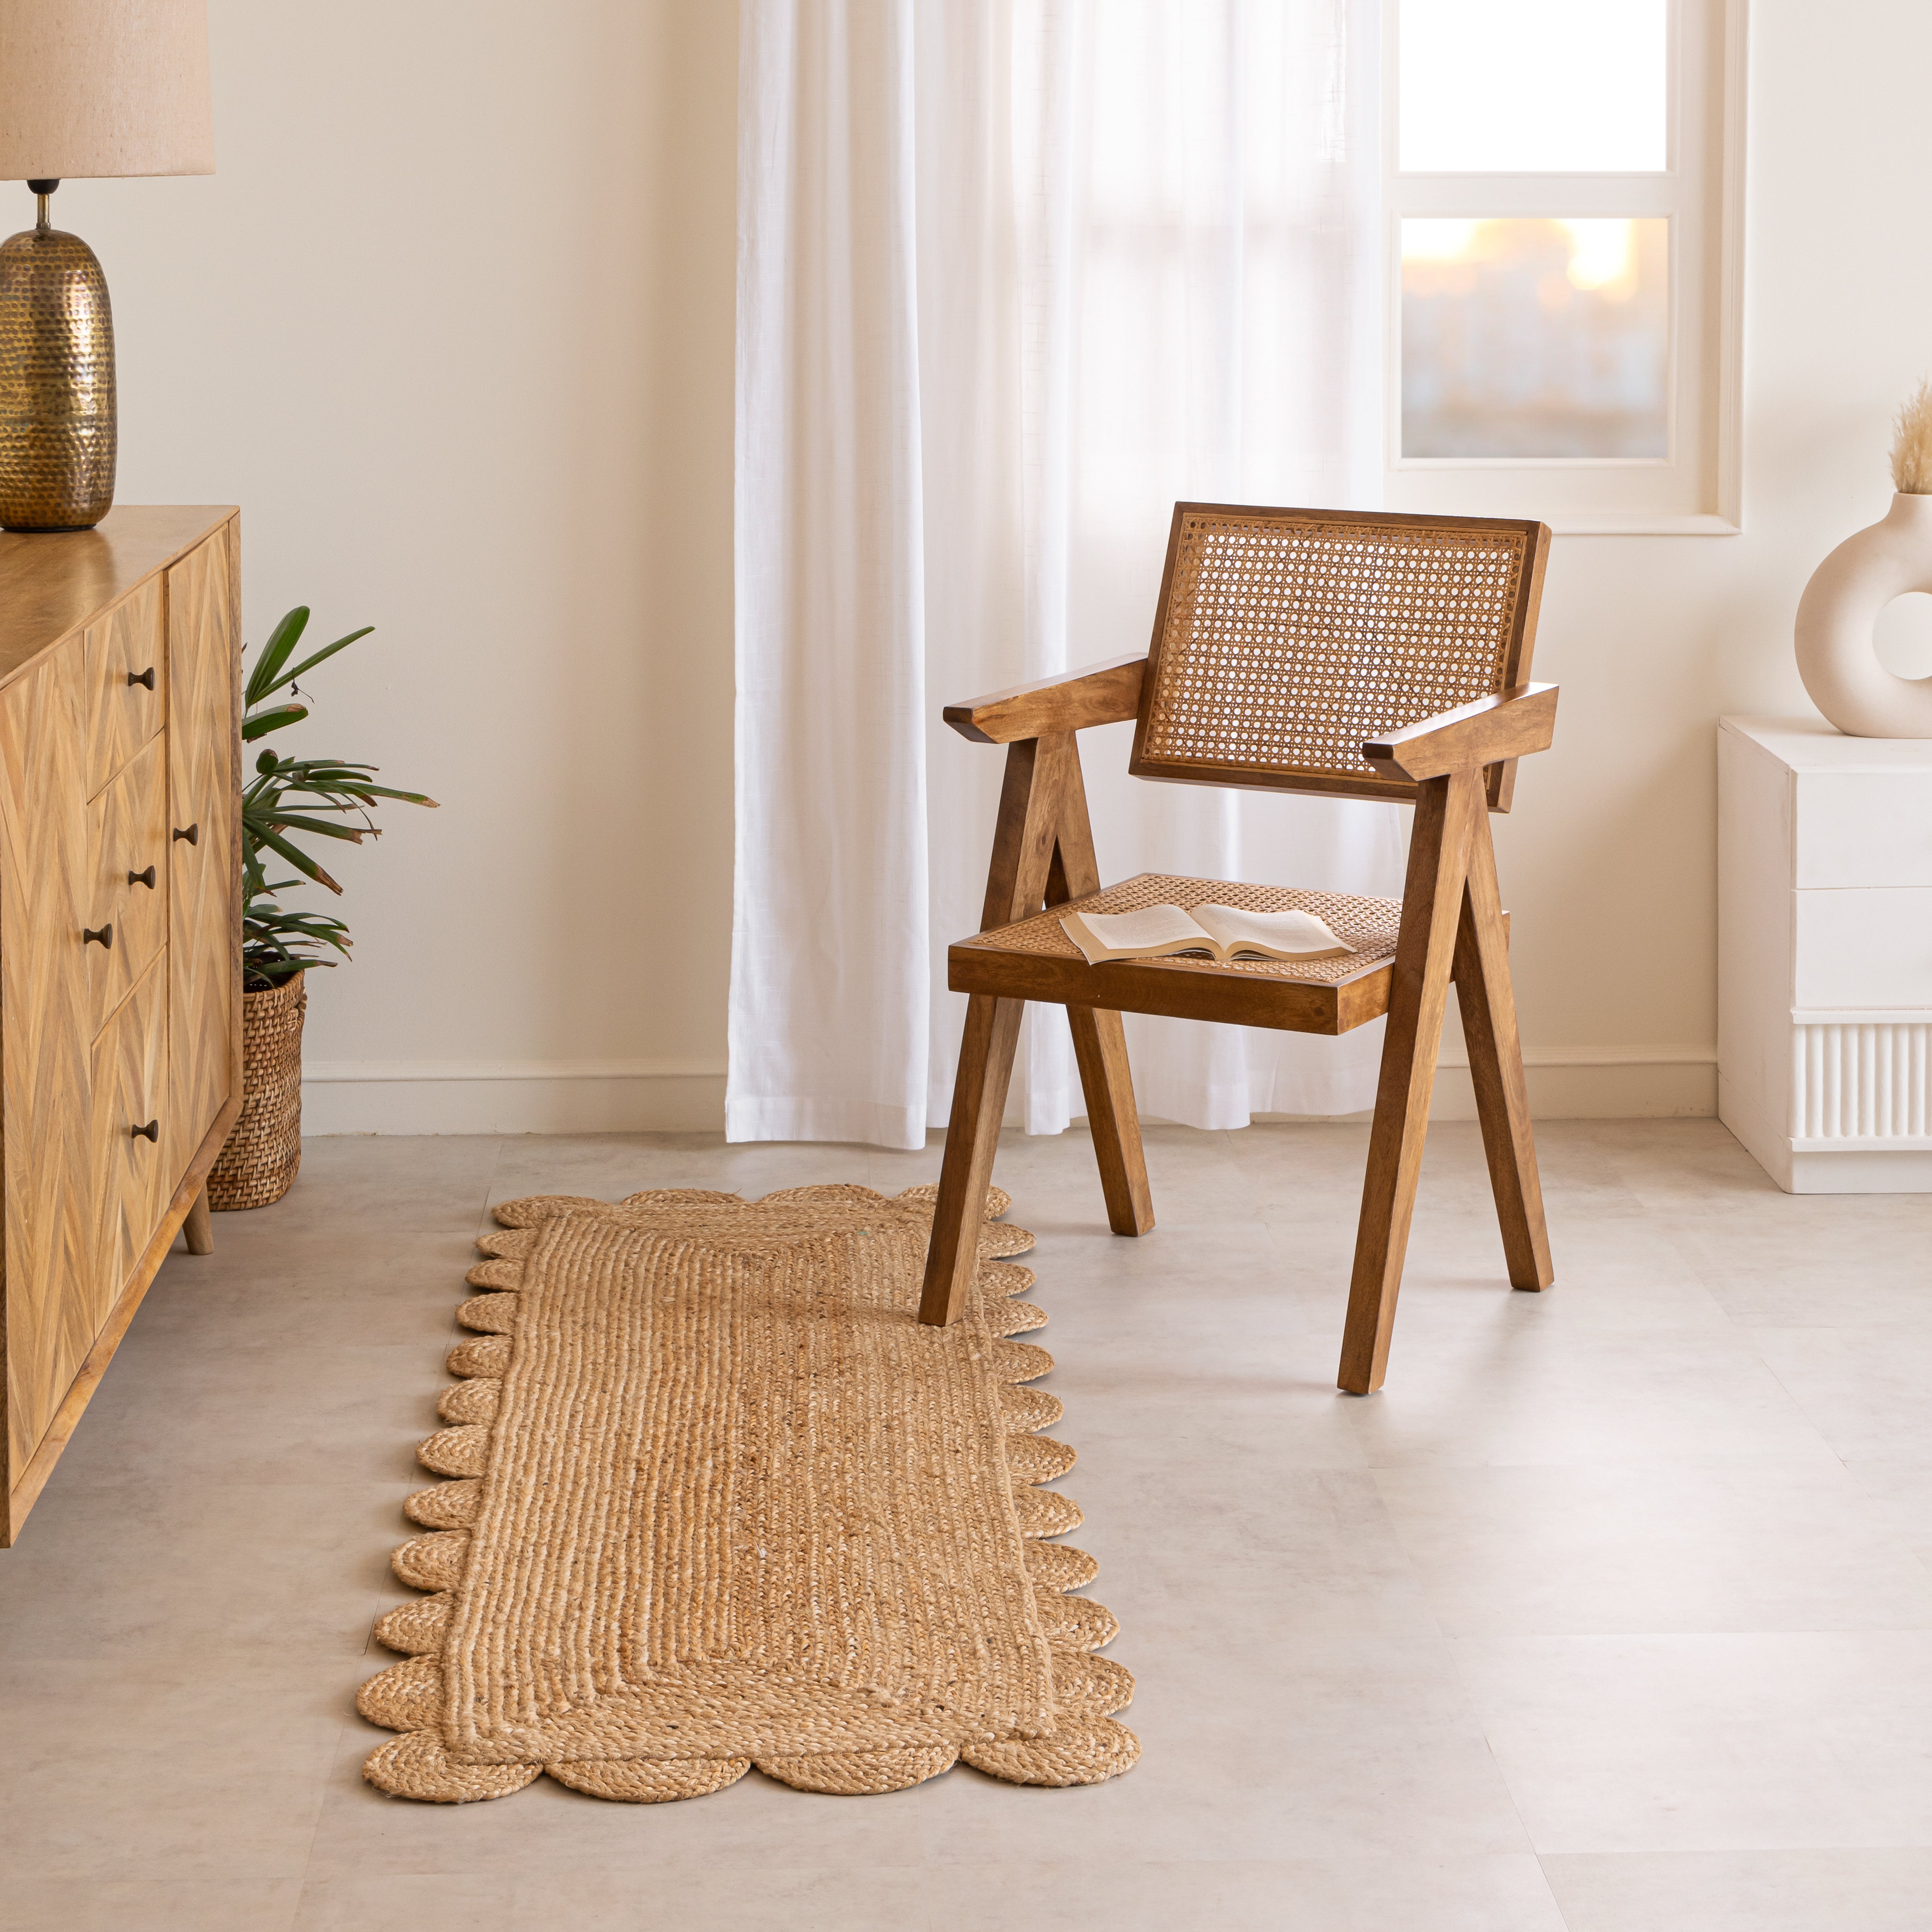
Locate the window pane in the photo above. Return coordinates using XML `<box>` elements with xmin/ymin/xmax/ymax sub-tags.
<box><xmin>1400</xmin><ymin>0</ymin><xmax>1667</xmax><ymax>173</ymax></box>
<box><xmin>1401</xmin><ymin>218</ymin><xmax>1669</xmax><ymax>459</ymax></box>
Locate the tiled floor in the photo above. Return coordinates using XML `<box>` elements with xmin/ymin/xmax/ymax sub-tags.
<box><xmin>3</xmin><ymin>1119</ymin><xmax>1930</xmax><ymax>1931</ymax></box>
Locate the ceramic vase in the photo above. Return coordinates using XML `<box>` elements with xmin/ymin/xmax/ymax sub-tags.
<box><xmin>1794</xmin><ymin>492</ymin><xmax>1932</xmax><ymax>737</ymax></box>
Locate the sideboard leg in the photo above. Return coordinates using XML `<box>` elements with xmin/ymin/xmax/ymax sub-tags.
<box><xmin>183</xmin><ymin>1186</ymin><xmax>214</xmax><ymax>1256</ymax></box>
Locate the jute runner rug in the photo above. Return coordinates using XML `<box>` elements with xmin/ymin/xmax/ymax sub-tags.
<box><xmin>356</xmin><ymin>1182</ymin><xmax>1138</xmax><ymax>1803</ymax></box>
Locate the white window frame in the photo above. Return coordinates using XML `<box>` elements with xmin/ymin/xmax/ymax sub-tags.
<box><xmin>1382</xmin><ymin>0</ymin><xmax>1747</xmax><ymax>535</ymax></box>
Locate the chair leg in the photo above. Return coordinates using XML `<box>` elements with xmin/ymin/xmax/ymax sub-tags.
<box><xmin>1337</xmin><ymin>771</ymin><xmax>1482</xmax><ymax>1396</ymax></box>
<box><xmin>1454</xmin><ymin>804</ymin><xmax>1554</xmax><ymax>1291</ymax></box>
<box><xmin>1067</xmin><ymin>1005</ymin><xmax>1155</xmax><ymax>1236</ymax></box>
<box><xmin>920</xmin><ymin>993</ymin><xmax>1025</xmax><ymax>1326</ymax></box>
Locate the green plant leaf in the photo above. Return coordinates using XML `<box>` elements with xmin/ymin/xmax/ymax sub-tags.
<box><xmin>242</xmin><ymin>701</ymin><xmax>308</xmax><ymax>743</ymax></box>
<box><xmin>244</xmin><ymin>607</ymin><xmax>310</xmax><ymax>707</ymax></box>
<box><xmin>274</xmin><ymin>625</ymin><xmax>375</xmax><ymax>692</ymax></box>
<box><xmin>255</xmin><ymin>812</ymin><xmax>370</xmax><ymax>841</ymax></box>
<box><xmin>235</xmin><ymin>610</ymin><xmax>435</xmax><ymax>951</ymax></box>
<box><xmin>277</xmin><ymin>774</ymin><xmax>435</xmax><ymax>805</ymax></box>
<box><xmin>252</xmin><ymin>824</ymin><xmax>344</xmax><ymax>893</ymax></box>
<box><xmin>347</xmin><ymin>784</ymin><xmax>437</xmax><ymax>806</ymax></box>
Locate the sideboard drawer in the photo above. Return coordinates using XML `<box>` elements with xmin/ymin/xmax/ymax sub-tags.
<box><xmin>1794</xmin><ymin>888</ymin><xmax>1932</xmax><ymax>1009</ymax></box>
<box><xmin>85</xmin><ymin>735</ymin><xmax>170</xmax><ymax>1035</ymax></box>
<box><xmin>1794</xmin><ymin>772</ymin><xmax>1932</xmax><ymax>889</ymax></box>
<box><xmin>82</xmin><ymin>580</ymin><xmax>165</xmax><ymax>798</ymax></box>
<box><xmin>89</xmin><ymin>947</ymin><xmax>170</xmax><ymax>1324</ymax></box>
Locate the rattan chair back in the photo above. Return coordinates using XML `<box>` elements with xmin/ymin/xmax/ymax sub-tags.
<box><xmin>1130</xmin><ymin>503</ymin><xmax>1551</xmax><ymax>810</ymax></box>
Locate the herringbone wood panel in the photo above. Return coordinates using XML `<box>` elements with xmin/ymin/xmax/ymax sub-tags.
<box><xmin>81</xmin><ymin>578</ymin><xmax>164</xmax><ymax>799</ymax></box>
<box><xmin>0</xmin><ymin>644</ymin><xmax>97</xmax><ymax>1480</ymax></box>
<box><xmin>0</xmin><ymin>509</ymin><xmax>240</xmax><ymax>1535</ymax></box>
<box><xmin>85</xmin><ymin>735</ymin><xmax>168</xmax><ymax>1036</ymax></box>
<box><xmin>89</xmin><ymin>951</ymin><xmax>169</xmax><ymax>1330</ymax></box>
<box><xmin>166</xmin><ymin>527</ymin><xmax>237</xmax><ymax>1185</ymax></box>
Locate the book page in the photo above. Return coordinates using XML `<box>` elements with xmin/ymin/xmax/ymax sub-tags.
<box><xmin>1060</xmin><ymin>904</ymin><xmax>1210</xmax><ymax>963</ymax></box>
<box><xmin>1191</xmin><ymin>903</ymin><xmax>1351</xmax><ymax>961</ymax></box>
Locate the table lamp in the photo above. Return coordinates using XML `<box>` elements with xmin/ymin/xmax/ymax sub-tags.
<box><xmin>0</xmin><ymin>1</ymin><xmax>213</xmax><ymax>532</ymax></box>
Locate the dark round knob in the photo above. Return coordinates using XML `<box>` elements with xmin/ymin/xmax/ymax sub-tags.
<box><xmin>131</xmin><ymin>1120</ymin><xmax>159</xmax><ymax>1143</ymax></box>
<box><xmin>83</xmin><ymin>923</ymin><xmax>113</xmax><ymax>949</ymax></box>
<box><xmin>172</xmin><ymin>824</ymin><xmax>198</xmax><ymax>845</ymax></box>
<box><xmin>127</xmin><ymin>667</ymin><xmax>155</xmax><ymax>690</ymax></box>
<box><xmin>128</xmin><ymin>865</ymin><xmax>156</xmax><ymax>889</ymax></box>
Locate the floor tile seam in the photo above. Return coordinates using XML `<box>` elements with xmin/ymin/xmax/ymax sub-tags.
<box><xmin>1447</xmin><ymin>1629</ymin><xmax>1932</xmax><ymax>1668</ymax></box>
<box><xmin>1528</xmin><ymin>1851</ymin><xmax>1583</xmax><ymax>1932</ymax></box>
<box><xmin>469</xmin><ymin>1136</ymin><xmax>511</xmax><ymax>1243</ymax></box>
<box><xmin>1841</xmin><ymin>1465</ymin><xmax>1932</xmax><ymax>1587</ymax></box>
<box><xmin>1251</xmin><ymin>1217</ymin><xmax>1353</xmax><ymax>1342</ymax></box>
<box><xmin>1639</xmin><ymin>1202</ymin><xmax>1806</xmax><ymax>1307</ymax></box>
<box><xmin>1742</xmin><ymin>1330</ymin><xmax>1902</xmax><ymax>1474</ymax></box>
<box><xmin>1418</xmin><ymin>1617</ymin><xmax>1932</xmax><ymax>1641</ymax></box>
<box><xmin>264</xmin><ymin>1872</ymin><xmax>306</xmax><ymax>1932</ymax></box>
<box><xmin>294</xmin><ymin>1707</ymin><xmax>394</xmax><ymax>1899</ymax></box>
<box><xmin>1296</xmin><ymin>1470</ymin><xmax>1554</xmax><ymax>1863</ymax></box>
<box><xmin>1359</xmin><ymin>1466</ymin><xmax>1932</xmax><ymax>1635</ymax></box>
<box><xmin>15</xmin><ymin>1634</ymin><xmax>397</xmax><ymax>1668</ymax></box>
<box><xmin>1526</xmin><ymin>1831</ymin><xmax>1932</xmax><ymax>1857</ymax></box>
<box><xmin>1435</xmin><ymin>1627</ymin><xmax>1604</xmax><ymax>1866</ymax></box>
<box><xmin>1357</xmin><ymin>1450</ymin><xmax>1857</xmax><ymax>1476</ymax></box>
<box><xmin>1360</xmin><ymin>1449</ymin><xmax>1896</xmax><ymax>1475</ymax></box>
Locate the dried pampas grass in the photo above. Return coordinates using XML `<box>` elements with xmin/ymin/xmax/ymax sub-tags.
<box><xmin>1891</xmin><ymin>382</ymin><xmax>1932</xmax><ymax>493</ymax></box>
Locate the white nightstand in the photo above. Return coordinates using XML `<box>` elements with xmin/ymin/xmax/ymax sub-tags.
<box><xmin>1719</xmin><ymin>716</ymin><xmax>1932</xmax><ymax>1192</ymax></box>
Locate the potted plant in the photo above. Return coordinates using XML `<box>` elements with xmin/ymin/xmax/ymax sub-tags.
<box><xmin>206</xmin><ymin>608</ymin><xmax>435</xmax><ymax>1209</ymax></box>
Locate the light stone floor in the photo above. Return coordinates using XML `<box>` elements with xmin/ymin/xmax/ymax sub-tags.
<box><xmin>3</xmin><ymin>1119</ymin><xmax>1932</xmax><ymax>1931</ymax></box>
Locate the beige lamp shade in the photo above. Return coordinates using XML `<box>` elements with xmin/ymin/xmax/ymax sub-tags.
<box><xmin>0</xmin><ymin>0</ymin><xmax>213</xmax><ymax>180</ymax></box>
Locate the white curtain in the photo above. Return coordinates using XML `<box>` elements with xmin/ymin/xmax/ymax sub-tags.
<box><xmin>732</xmin><ymin>0</ymin><xmax>1399</xmax><ymax>1151</ymax></box>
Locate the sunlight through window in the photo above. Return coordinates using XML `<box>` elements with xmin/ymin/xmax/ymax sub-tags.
<box><xmin>1399</xmin><ymin>0</ymin><xmax>1668</xmax><ymax>173</ymax></box>
<box><xmin>1402</xmin><ymin>217</ymin><xmax>1669</xmax><ymax>459</ymax></box>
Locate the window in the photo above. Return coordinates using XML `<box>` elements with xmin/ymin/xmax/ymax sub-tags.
<box><xmin>1384</xmin><ymin>0</ymin><xmax>1745</xmax><ymax>534</ymax></box>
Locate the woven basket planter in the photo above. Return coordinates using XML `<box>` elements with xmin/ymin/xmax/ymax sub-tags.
<box><xmin>207</xmin><ymin>970</ymin><xmax>307</xmax><ymax>1211</ymax></box>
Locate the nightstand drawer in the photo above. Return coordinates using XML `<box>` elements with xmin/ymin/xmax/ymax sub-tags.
<box><xmin>1794</xmin><ymin>772</ymin><xmax>1932</xmax><ymax>888</ymax></box>
<box><xmin>1794</xmin><ymin>888</ymin><xmax>1932</xmax><ymax>1007</ymax></box>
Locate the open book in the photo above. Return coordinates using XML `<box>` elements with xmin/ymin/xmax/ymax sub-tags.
<box><xmin>1060</xmin><ymin>901</ymin><xmax>1353</xmax><ymax>966</ymax></box>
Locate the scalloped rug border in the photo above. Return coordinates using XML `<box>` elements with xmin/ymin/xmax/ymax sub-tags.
<box><xmin>355</xmin><ymin>1181</ymin><xmax>1139</xmax><ymax>1803</ymax></box>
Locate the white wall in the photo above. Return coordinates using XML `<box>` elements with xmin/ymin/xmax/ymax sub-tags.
<box><xmin>54</xmin><ymin>0</ymin><xmax>1931</xmax><ymax>1134</ymax></box>
<box><xmin>63</xmin><ymin>0</ymin><xmax>738</xmax><ymax>1134</ymax></box>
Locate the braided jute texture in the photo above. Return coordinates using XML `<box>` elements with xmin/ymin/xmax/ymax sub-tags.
<box><xmin>206</xmin><ymin>972</ymin><xmax>307</xmax><ymax>1211</ymax></box>
<box><xmin>358</xmin><ymin>1182</ymin><xmax>1137</xmax><ymax>1803</ymax></box>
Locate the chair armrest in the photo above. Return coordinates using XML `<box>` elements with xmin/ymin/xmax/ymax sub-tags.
<box><xmin>943</xmin><ymin>654</ymin><xmax>1146</xmax><ymax>744</ymax></box>
<box><xmin>1360</xmin><ymin>683</ymin><xmax>1558</xmax><ymax>783</ymax></box>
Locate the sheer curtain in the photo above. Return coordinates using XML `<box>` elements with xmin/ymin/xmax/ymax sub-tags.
<box><xmin>731</xmin><ymin>0</ymin><xmax>1397</xmax><ymax>1150</ymax></box>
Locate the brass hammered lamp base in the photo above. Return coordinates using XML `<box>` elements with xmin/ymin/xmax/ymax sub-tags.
<box><xmin>0</xmin><ymin>183</ymin><xmax>116</xmax><ymax>533</ymax></box>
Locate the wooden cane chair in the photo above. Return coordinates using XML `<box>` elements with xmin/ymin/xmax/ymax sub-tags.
<box><xmin>920</xmin><ymin>503</ymin><xmax>1557</xmax><ymax>1394</ymax></box>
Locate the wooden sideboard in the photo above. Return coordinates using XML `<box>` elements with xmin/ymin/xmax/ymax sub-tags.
<box><xmin>0</xmin><ymin>507</ymin><xmax>242</xmax><ymax>1543</ymax></box>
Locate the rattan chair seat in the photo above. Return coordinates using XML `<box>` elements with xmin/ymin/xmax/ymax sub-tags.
<box><xmin>951</xmin><ymin>873</ymin><xmax>1405</xmax><ymax>1036</ymax></box>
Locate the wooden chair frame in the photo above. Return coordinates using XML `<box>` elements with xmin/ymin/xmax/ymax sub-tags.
<box><xmin>920</xmin><ymin>508</ymin><xmax>1557</xmax><ymax>1395</ymax></box>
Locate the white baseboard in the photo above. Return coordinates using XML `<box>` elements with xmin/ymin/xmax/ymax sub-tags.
<box><xmin>301</xmin><ymin>1047</ymin><xmax>1714</xmax><ymax>1137</ymax></box>
<box><xmin>300</xmin><ymin>1060</ymin><xmax>728</xmax><ymax>1135</ymax></box>
<box><xmin>1249</xmin><ymin>1047</ymin><xmax>1716</xmax><ymax>1127</ymax></box>
<box><xmin>1437</xmin><ymin>1046</ymin><xmax>1716</xmax><ymax>1123</ymax></box>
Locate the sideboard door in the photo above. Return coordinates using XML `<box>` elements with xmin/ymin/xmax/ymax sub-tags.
<box><xmin>90</xmin><ymin>951</ymin><xmax>172</xmax><ymax>1318</ymax></box>
<box><xmin>165</xmin><ymin>524</ymin><xmax>239</xmax><ymax>1183</ymax></box>
<box><xmin>0</xmin><ymin>644</ymin><xmax>96</xmax><ymax>1483</ymax></box>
